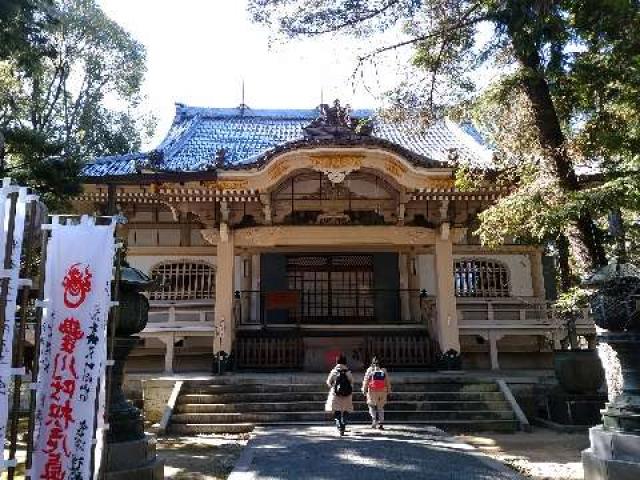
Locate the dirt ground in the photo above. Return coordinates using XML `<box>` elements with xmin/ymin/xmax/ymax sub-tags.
<box><xmin>159</xmin><ymin>434</ymin><xmax>249</xmax><ymax>480</ymax></box>
<box><xmin>457</xmin><ymin>427</ymin><xmax>590</xmax><ymax>480</ymax></box>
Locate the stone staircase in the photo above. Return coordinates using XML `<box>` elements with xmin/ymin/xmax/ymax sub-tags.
<box><xmin>168</xmin><ymin>377</ymin><xmax>521</xmax><ymax>434</ymax></box>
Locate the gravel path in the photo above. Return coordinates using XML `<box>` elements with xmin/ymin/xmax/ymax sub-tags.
<box><xmin>457</xmin><ymin>428</ymin><xmax>590</xmax><ymax>480</ymax></box>
<box><xmin>229</xmin><ymin>426</ymin><xmax>524</xmax><ymax>480</ymax></box>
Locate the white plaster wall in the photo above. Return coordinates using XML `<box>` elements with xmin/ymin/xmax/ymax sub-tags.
<box><xmin>453</xmin><ymin>254</ymin><xmax>533</xmax><ymax>297</ymax></box>
<box><xmin>417</xmin><ymin>254</ymin><xmax>437</xmax><ymax>296</ymax></box>
<box><xmin>127</xmin><ymin>255</ymin><xmax>217</xmax><ymax>276</ymax></box>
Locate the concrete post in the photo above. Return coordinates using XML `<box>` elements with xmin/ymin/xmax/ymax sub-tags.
<box><xmin>214</xmin><ymin>225</ymin><xmax>235</xmax><ymax>354</ymax></box>
<box><xmin>434</xmin><ymin>223</ymin><xmax>460</xmax><ymax>352</ymax></box>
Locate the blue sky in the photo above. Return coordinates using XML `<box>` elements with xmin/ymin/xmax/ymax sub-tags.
<box><xmin>98</xmin><ymin>0</ymin><xmax>400</xmax><ymax>145</ymax></box>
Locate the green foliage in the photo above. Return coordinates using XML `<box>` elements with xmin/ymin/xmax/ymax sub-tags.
<box><xmin>249</xmin><ymin>0</ymin><xmax>640</xmax><ymax>284</ymax></box>
<box><xmin>555</xmin><ymin>286</ymin><xmax>591</xmax><ymax>315</ymax></box>
<box><xmin>0</xmin><ymin>0</ymin><xmax>54</xmax><ymax>66</ymax></box>
<box><xmin>0</xmin><ymin>0</ymin><xmax>152</xmax><ymax>209</ymax></box>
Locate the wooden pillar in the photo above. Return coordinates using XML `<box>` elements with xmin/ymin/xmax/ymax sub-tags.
<box><xmin>434</xmin><ymin>223</ymin><xmax>460</xmax><ymax>352</ymax></box>
<box><xmin>160</xmin><ymin>334</ymin><xmax>174</xmax><ymax>374</ymax></box>
<box><xmin>399</xmin><ymin>252</ymin><xmax>410</xmax><ymax>322</ymax></box>
<box><xmin>252</xmin><ymin>253</ymin><xmax>260</xmax><ymax>323</ymax></box>
<box><xmin>529</xmin><ymin>249</ymin><xmax>545</xmax><ymax>299</ymax></box>
<box><xmin>214</xmin><ymin>225</ymin><xmax>235</xmax><ymax>354</ymax></box>
<box><xmin>489</xmin><ymin>331</ymin><xmax>500</xmax><ymax>370</ymax></box>
<box><xmin>240</xmin><ymin>252</ymin><xmax>252</xmax><ymax>324</ymax></box>
<box><xmin>408</xmin><ymin>251</ymin><xmax>420</xmax><ymax>322</ymax></box>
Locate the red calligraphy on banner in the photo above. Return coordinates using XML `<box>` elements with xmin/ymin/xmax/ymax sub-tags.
<box><xmin>42</xmin><ymin>452</ymin><xmax>65</xmax><ymax>480</ymax></box>
<box><xmin>59</xmin><ymin>317</ymin><xmax>84</xmax><ymax>353</ymax></box>
<box><xmin>41</xmin><ymin>313</ymin><xmax>86</xmax><ymax>479</ymax></box>
<box><xmin>62</xmin><ymin>264</ymin><xmax>92</xmax><ymax>308</ymax></box>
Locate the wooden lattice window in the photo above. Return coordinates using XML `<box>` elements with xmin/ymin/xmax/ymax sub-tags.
<box><xmin>286</xmin><ymin>255</ymin><xmax>375</xmax><ymax>322</ymax></box>
<box><xmin>454</xmin><ymin>259</ymin><xmax>510</xmax><ymax>297</ymax></box>
<box><xmin>149</xmin><ymin>261</ymin><xmax>216</xmax><ymax>301</ymax></box>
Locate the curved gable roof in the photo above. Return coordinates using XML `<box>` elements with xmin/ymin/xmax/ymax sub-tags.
<box><xmin>83</xmin><ymin>103</ymin><xmax>493</xmax><ymax>177</ymax></box>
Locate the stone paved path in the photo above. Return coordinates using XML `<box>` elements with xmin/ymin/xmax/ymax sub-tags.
<box><xmin>229</xmin><ymin>426</ymin><xmax>524</xmax><ymax>480</ymax></box>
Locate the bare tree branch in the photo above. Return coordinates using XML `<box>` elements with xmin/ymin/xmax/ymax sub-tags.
<box><xmin>288</xmin><ymin>0</ymin><xmax>401</xmax><ymax>36</ymax></box>
<box><xmin>356</xmin><ymin>4</ymin><xmax>485</xmax><ymax>66</ymax></box>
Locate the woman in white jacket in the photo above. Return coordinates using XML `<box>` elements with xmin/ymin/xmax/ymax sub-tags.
<box><xmin>362</xmin><ymin>356</ymin><xmax>391</xmax><ymax>429</ymax></box>
<box><xmin>325</xmin><ymin>354</ymin><xmax>354</xmax><ymax>436</ymax></box>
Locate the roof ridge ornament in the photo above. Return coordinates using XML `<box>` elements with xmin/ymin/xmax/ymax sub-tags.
<box><xmin>304</xmin><ymin>99</ymin><xmax>373</xmax><ymax>139</ymax></box>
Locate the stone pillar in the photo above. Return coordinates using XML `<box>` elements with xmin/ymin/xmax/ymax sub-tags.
<box><xmin>214</xmin><ymin>225</ymin><xmax>235</xmax><ymax>354</ymax></box>
<box><xmin>434</xmin><ymin>223</ymin><xmax>460</xmax><ymax>353</ymax></box>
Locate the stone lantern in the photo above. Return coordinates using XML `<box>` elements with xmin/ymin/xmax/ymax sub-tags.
<box><xmin>582</xmin><ymin>262</ymin><xmax>640</xmax><ymax>479</ymax></box>
<box><xmin>104</xmin><ymin>266</ymin><xmax>164</xmax><ymax>479</ymax></box>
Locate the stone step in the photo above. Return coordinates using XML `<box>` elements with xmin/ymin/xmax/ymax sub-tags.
<box><xmin>184</xmin><ymin>378</ymin><xmax>499</xmax><ymax>387</ymax></box>
<box><xmin>183</xmin><ymin>382</ymin><xmax>500</xmax><ymax>395</ymax></box>
<box><xmin>168</xmin><ymin>419</ymin><xmax>519</xmax><ymax>435</ymax></box>
<box><xmin>175</xmin><ymin>400</ymin><xmax>511</xmax><ymax>414</ymax></box>
<box><xmin>170</xmin><ymin>410</ymin><xmax>516</xmax><ymax>424</ymax></box>
<box><xmin>168</xmin><ymin>423</ymin><xmax>255</xmax><ymax>434</ymax></box>
<box><xmin>178</xmin><ymin>391</ymin><xmax>507</xmax><ymax>404</ymax></box>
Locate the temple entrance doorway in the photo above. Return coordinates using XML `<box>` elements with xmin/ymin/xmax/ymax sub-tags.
<box><xmin>286</xmin><ymin>254</ymin><xmax>375</xmax><ymax>324</ymax></box>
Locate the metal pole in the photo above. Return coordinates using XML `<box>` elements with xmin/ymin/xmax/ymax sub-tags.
<box><xmin>7</xmin><ymin>200</ymin><xmax>37</xmax><ymax>479</ymax></box>
<box><xmin>24</xmin><ymin>207</ymin><xmax>50</xmax><ymax>479</ymax></box>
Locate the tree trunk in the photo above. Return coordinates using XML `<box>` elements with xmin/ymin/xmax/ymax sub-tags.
<box><xmin>557</xmin><ymin>234</ymin><xmax>573</xmax><ymax>292</ymax></box>
<box><xmin>510</xmin><ymin>40</ymin><xmax>607</xmax><ymax>271</ymax></box>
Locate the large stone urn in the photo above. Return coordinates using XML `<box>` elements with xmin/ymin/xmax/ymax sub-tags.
<box><xmin>104</xmin><ymin>266</ymin><xmax>164</xmax><ymax>479</ymax></box>
<box><xmin>582</xmin><ymin>263</ymin><xmax>640</xmax><ymax>480</ymax></box>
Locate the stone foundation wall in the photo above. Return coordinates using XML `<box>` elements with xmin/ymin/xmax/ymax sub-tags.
<box><xmin>141</xmin><ymin>379</ymin><xmax>175</xmax><ymax>424</ymax></box>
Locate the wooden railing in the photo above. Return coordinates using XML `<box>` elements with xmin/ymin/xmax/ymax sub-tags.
<box><xmin>147</xmin><ymin>300</ymin><xmax>215</xmax><ymax>326</ymax></box>
<box><xmin>457</xmin><ymin>298</ymin><xmax>596</xmax><ymax>369</ymax></box>
<box><xmin>142</xmin><ymin>300</ymin><xmax>216</xmax><ymax>373</ymax></box>
<box><xmin>366</xmin><ymin>333</ymin><xmax>438</xmax><ymax>368</ymax></box>
<box><xmin>233</xmin><ymin>289</ymin><xmax>436</xmax><ymax>327</ymax></box>
<box><xmin>234</xmin><ymin>335</ymin><xmax>304</xmax><ymax>370</ymax></box>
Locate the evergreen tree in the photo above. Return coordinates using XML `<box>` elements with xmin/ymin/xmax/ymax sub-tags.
<box><xmin>250</xmin><ymin>0</ymin><xmax>640</xmax><ymax>284</ymax></box>
<box><xmin>0</xmin><ymin>0</ymin><xmax>153</xmax><ymax>208</ymax></box>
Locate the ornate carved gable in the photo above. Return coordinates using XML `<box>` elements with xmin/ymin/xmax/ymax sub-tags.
<box><xmin>303</xmin><ymin>99</ymin><xmax>373</xmax><ymax>140</ymax></box>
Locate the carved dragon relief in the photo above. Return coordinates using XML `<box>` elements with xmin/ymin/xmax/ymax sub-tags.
<box><xmin>200</xmin><ymin>228</ymin><xmax>219</xmax><ymax>245</ymax></box>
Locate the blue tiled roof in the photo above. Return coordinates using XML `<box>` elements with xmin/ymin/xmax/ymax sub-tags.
<box><xmin>82</xmin><ymin>104</ymin><xmax>493</xmax><ymax>177</ymax></box>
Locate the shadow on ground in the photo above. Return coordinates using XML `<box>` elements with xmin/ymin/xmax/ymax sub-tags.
<box><xmin>159</xmin><ymin>434</ymin><xmax>248</xmax><ymax>479</ymax></box>
<box><xmin>240</xmin><ymin>426</ymin><xmax>521</xmax><ymax>480</ymax></box>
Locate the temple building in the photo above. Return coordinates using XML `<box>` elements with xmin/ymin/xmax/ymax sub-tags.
<box><xmin>74</xmin><ymin>101</ymin><xmax>594</xmax><ymax>373</ymax></box>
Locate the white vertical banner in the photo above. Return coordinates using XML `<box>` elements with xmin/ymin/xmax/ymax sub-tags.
<box><xmin>33</xmin><ymin>219</ymin><xmax>115</xmax><ymax>480</ymax></box>
<box><xmin>0</xmin><ymin>185</ymin><xmax>32</xmax><ymax>452</ymax></box>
